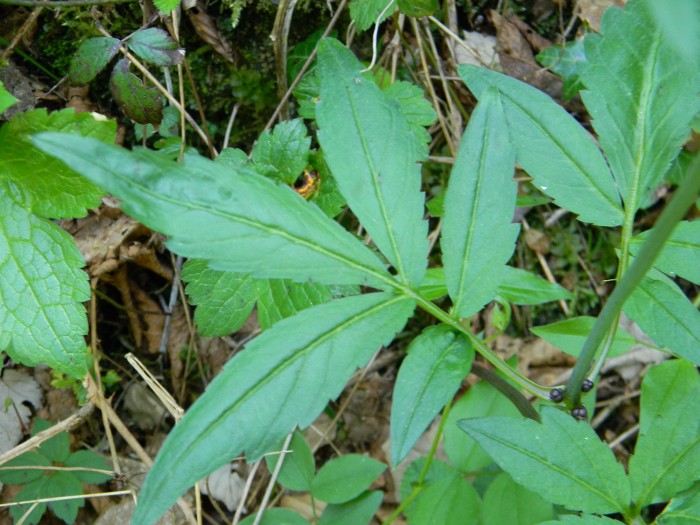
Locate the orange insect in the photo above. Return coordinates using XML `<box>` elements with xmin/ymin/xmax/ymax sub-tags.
<box><xmin>293</xmin><ymin>168</ymin><xmax>320</xmax><ymax>199</ymax></box>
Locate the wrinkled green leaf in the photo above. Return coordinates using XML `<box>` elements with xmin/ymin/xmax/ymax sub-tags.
<box><xmin>624</xmin><ymin>276</ymin><xmax>700</xmax><ymax>365</ymax></box>
<box><xmin>110</xmin><ymin>59</ymin><xmax>163</xmax><ymax>125</ymax></box>
<box><xmin>349</xmin><ymin>0</ymin><xmax>396</xmax><ymax>31</ymax></box>
<box><xmin>536</xmin><ymin>39</ymin><xmax>586</xmax><ymax>100</ymax></box>
<box><xmin>32</xmin><ymin>134</ymin><xmax>393</xmax><ymax>288</ymax></box>
<box><xmin>630</xmin><ymin>221</ymin><xmax>700</xmax><ymax>284</ymax></box>
<box><xmin>397</xmin><ymin>0</ymin><xmax>438</xmax><ymax>17</ymax></box>
<box><xmin>133</xmin><ymin>292</ymin><xmax>414</xmax><ymax>524</ymax></box>
<box><xmin>443</xmin><ymin>379</ymin><xmax>522</xmax><ymax>472</ymax></box>
<box><xmin>498</xmin><ymin>266</ymin><xmax>574</xmax><ymax>305</ymax></box>
<box><xmin>128</xmin><ymin>28</ymin><xmax>184</xmax><ymax>67</ymax></box>
<box><xmin>255</xmin><ymin>279</ymin><xmax>333</xmax><ymax>330</ymax></box>
<box><xmin>251</xmin><ymin>118</ymin><xmax>310</xmax><ymax>184</ymax></box>
<box><xmin>0</xmin><ymin>108</ymin><xmax>114</xmax><ymax>218</ymax></box>
<box><xmin>317</xmin><ymin>38</ymin><xmax>428</xmax><ymax>287</ymax></box>
<box><xmin>482</xmin><ymin>472</ymin><xmax>553</xmax><ymax>525</ymax></box>
<box><xmin>311</xmin><ymin>454</ymin><xmax>386</xmax><ymax>504</ymax></box>
<box><xmin>459</xmin><ymin>65</ymin><xmax>622</xmax><ymax>227</ymax></box>
<box><xmin>581</xmin><ymin>0</ymin><xmax>700</xmax><ymax>211</ymax></box>
<box><xmin>442</xmin><ymin>89</ymin><xmax>519</xmax><ymax>317</ymax></box>
<box><xmin>0</xmin><ymin>80</ymin><xmax>18</xmax><ymax>114</ymax></box>
<box><xmin>531</xmin><ymin>316</ymin><xmax>636</xmax><ymax>358</ymax></box>
<box><xmin>657</xmin><ymin>483</ymin><xmax>700</xmax><ymax>525</ymax></box>
<box><xmin>458</xmin><ymin>407</ymin><xmax>631</xmax><ymax>514</ymax></box>
<box><xmin>391</xmin><ymin>324</ymin><xmax>473</xmax><ymax>465</ymax></box>
<box><xmin>318</xmin><ymin>490</ymin><xmax>383</xmax><ymax>525</ymax></box>
<box><xmin>181</xmin><ymin>259</ymin><xmax>256</xmax><ymax>337</ymax></box>
<box><xmin>69</xmin><ymin>37</ymin><xmax>121</xmax><ymax>85</ymax></box>
<box><xmin>0</xmin><ymin>194</ymin><xmax>89</xmax><ymax>378</ymax></box>
<box><xmin>266</xmin><ymin>431</ymin><xmax>315</xmax><ymax>492</ymax></box>
<box><xmin>240</xmin><ymin>508</ymin><xmax>309</xmax><ymax>525</ymax></box>
<box><xmin>629</xmin><ymin>360</ymin><xmax>700</xmax><ymax>508</ymax></box>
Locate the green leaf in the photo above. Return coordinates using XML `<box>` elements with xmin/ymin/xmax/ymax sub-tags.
<box><xmin>0</xmin><ymin>80</ymin><xmax>19</xmax><ymax>113</ymax></box>
<box><xmin>382</xmin><ymin>81</ymin><xmax>436</xmax><ymax>149</ymax></box>
<box><xmin>657</xmin><ymin>483</ymin><xmax>700</xmax><ymax>525</ymax></box>
<box><xmin>390</xmin><ymin>324</ymin><xmax>473</xmax><ymax>465</ymax></box>
<box><xmin>266</xmin><ymin>431</ymin><xmax>315</xmax><ymax>492</ymax></box>
<box><xmin>443</xmin><ymin>379</ymin><xmax>522</xmax><ymax>472</ymax></box>
<box><xmin>317</xmin><ymin>38</ymin><xmax>428</xmax><ymax>287</ymax></box>
<box><xmin>240</xmin><ymin>508</ymin><xmax>310</xmax><ymax>525</ymax></box>
<box><xmin>255</xmin><ymin>279</ymin><xmax>333</xmax><ymax>330</ymax></box>
<box><xmin>642</xmin><ymin>0</ymin><xmax>700</xmax><ymax>67</ymax></box>
<box><xmin>580</xmin><ymin>0</ymin><xmax>700</xmax><ymax>211</ymax></box>
<box><xmin>457</xmin><ymin>407</ymin><xmax>631</xmax><ymax>514</ymax></box>
<box><xmin>349</xmin><ymin>0</ymin><xmax>396</xmax><ymax>31</ymax></box>
<box><xmin>181</xmin><ymin>259</ymin><xmax>256</xmax><ymax>337</ymax></box>
<box><xmin>481</xmin><ymin>472</ymin><xmax>553</xmax><ymax>525</ymax></box>
<box><xmin>0</xmin><ymin>453</ymin><xmax>50</xmax><ymax>484</ymax></box>
<box><xmin>68</xmin><ymin>37</ymin><xmax>121</xmax><ymax>85</ymax></box>
<box><xmin>10</xmin><ymin>477</ymin><xmax>50</xmax><ymax>524</ymax></box>
<box><xmin>396</xmin><ymin>0</ymin><xmax>438</xmax><ymax>17</ymax></box>
<box><xmin>318</xmin><ymin>490</ymin><xmax>383</xmax><ymax>525</ymax></box>
<box><xmin>417</xmin><ymin>267</ymin><xmax>447</xmax><ymax>300</ymax></box>
<box><xmin>311</xmin><ymin>454</ymin><xmax>386</xmax><ymax>504</ymax></box>
<box><xmin>45</xmin><ymin>471</ymin><xmax>84</xmax><ymax>523</ymax></box>
<box><xmin>127</xmin><ymin>28</ymin><xmax>184</xmax><ymax>67</ymax></box>
<box><xmin>538</xmin><ymin>516</ymin><xmax>624</xmax><ymax>525</ymax></box>
<box><xmin>152</xmin><ymin>0</ymin><xmax>179</xmax><ymax>14</ymax></box>
<box><xmin>628</xmin><ymin>360</ymin><xmax>700</xmax><ymax>508</ymax></box>
<box><xmin>32</xmin><ymin>134</ymin><xmax>393</xmax><ymax>288</ymax></box>
<box><xmin>623</xmin><ymin>276</ymin><xmax>700</xmax><ymax>365</ymax></box>
<box><xmin>442</xmin><ymin>89</ymin><xmax>519</xmax><ymax>316</ymax></box>
<box><xmin>531</xmin><ymin>316</ymin><xmax>636</xmax><ymax>358</ymax></box>
<box><xmin>629</xmin><ymin>221</ymin><xmax>700</xmax><ymax>284</ymax></box>
<box><xmin>251</xmin><ymin>118</ymin><xmax>310</xmax><ymax>184</ymax></box>
<box><xmin>536</xmin><ymin>39</ymin><xmax>587</xmax><ymax>101</ymax></box>
<box><xmin>0</xmin><ymin>108</ymin><xmax>114</xmax><ymax>218</ymax></box>
<box><xmin>497</xmin><ymin>267</ymin><xmax>575</xmax><ymax>305</ymax></box>
<box><xmin>31</xmin><ymin>418</ymin><xmax>70</xmax><ymax>462</ymax></box>
<box><xmin>458</xmin><ymin>65</ymin><xmax>623</xmax><ymax>227</ymax></box>
<box><xmin>65</xmin><ymin>450</ymin><xmax>113</xmax><ymax>484</ymax></box>
<box><xmin>0</xmin><ymin>194</ymin><xmax>89</xmax><ymax>378</ymax></box>
<box><xmin>110</xmin><ymin>59</ymin><xmax>163</xmax><ymax>125</ymax></box>
<box><xmin>133</xmin><ymin>292</ymin><xmax>415</xmax><ymax>524</ymax></box>
<box><xmin>293</xmin><ymin>69</ymin><xmax>320</xmax><ymax>120</ymax></box>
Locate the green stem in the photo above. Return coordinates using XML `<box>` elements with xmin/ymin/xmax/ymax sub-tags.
<box><xmin>566</xmin><ymin>154</ymin><xmax>700</xmax><ymax>406</ymax></box>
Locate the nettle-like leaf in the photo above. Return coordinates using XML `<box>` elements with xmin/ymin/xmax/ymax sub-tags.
<box><xmin>132</xmin><ymin>292</ymin><xmax>415</xmax><ymax>524</ymax></box>
<box><xmin>349</xmin><ymin>0</ymin><xmax>396</xmax><ymax>32</ymax></box>
<box><xmin>442</xmin><ymin>88</ymin><xmax>519</xmax><ymax>317</ymax></box>
<box><xmin>127</xmin><ymin>28</ymin><xmax>184</xmax><ymax>67</ymax></box>
<box><xmin>458</xmin><ymin>407</ymin><xmax>631</xmax><ymax>514</ymax></box>
<box><xmin>536</xmin><ymin>38</ymin><xmax>586</xmax><ymax>101</ymax></box>
<box><xmin>317</xmin><ymin>38</ymin><xmax>429</xmax><ymax>287</ymax></box>
<box><xmin>255</xmin><ymin>279</ymin><xmax>335</xmax><ymax>330</ymax></box>
<box><xmin>0</xmin><ymin>108</ymin><xmax>114</xmax><ymax>218</ymax></box>
<box><xmin>628</xmin><ymin>359</ymin><xmax>700</xmax><ymax>508</ymax></box>
<box><xmin>110</xmin><ymin>59</ymin><xmax>163</xmax><ymax>125</ymax></box>
<box><xmin>629</xmin><ymin>220</ymin><xmax>700</xmax><ymax>284</ymax></box>
<box><xmin>69</xmin><ymin>37</ymin><xmax>121</xmax><ymax>85</ymax></box>
<box><xmin>251</xmin><ymin>118</ymin><xmax>310</xmax><ymax>184</ymax></box>
<box><xmin>390</xmin><ymin>324</ymin><xmax>474</xmax><ymax>465</ymax></box>
<box><xmin>624</xmin><ymin>275</ymin><xmax>700</xmax><ymax>365</ymax></box>
<box><xmin>580</xmin><ymin>0</ymin><xmax>700</xmax><ymax>211</ymax></box>
<box><xmin>459</xmin><ymin>65</ymin><xmax>623</xmax><ymax>227</ymax></box>
<box><xmin>32</xmin><ymin>134</ymin><xmax>393</xmax><ymax>288</ymax></box>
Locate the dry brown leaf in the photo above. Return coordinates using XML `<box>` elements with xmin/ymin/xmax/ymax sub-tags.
<box><xmin>576</xmin><ymin>0</ymin><xmax>626</xmax><ymax>32</ymax></box>
<box><xmin>186</xmin><ymin>2</ymin><xmax>238</xmax><ymax>64</ymax></box>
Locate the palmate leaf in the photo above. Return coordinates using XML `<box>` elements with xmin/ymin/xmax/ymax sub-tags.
<box><xmin>0</xmin><ymin>193</ymin><xmax>89</xmax><ymax>379</ymax></box>
<box><xmin>458</xmin><ymin>66</ymin><xmax>623</xmax><ymax>227</ymax></box>
<box><xmin>442</xmin><ymin>89</ymin><xmax>519</xmax><ymax>317</ymax></box>
<box><xmin>316</xmin><ymin>38</ymin><xmax>429</xmax><ymax>287</ymax></box>
<box><xmin>132</xmin><ymin>292</ymin><xmax>415</xmax><ymax>524</ymax></box>
<box><xmin>581</xmin><ymin>0</ymin><xmax>700</xmax><ymax>211</ymax></box>
<box><xmin>458</xmin><ymin>407</ymin><xmax>631</xmax><ymax>514</ymax></box>
<box><xmin>629</xmin><ymin>360</ymin><xmax>700</xmax><ymax>508</ymax></box>
<box><xmin>32</xmin><ymin>134</ymin><xmax>393</xmax><ymax>289</ymax></box>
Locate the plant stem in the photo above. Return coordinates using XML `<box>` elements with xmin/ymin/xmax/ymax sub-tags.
<box><xmin>565</xmin><ymin>154</ymin><xmax>700</xmax><ymax>406</ymax></box>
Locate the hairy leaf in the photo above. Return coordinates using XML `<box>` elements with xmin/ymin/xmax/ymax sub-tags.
<box><xmin>251</xmin><ymin>118</ymin><xmax>310</xmax><ymax>184</ymax></box>
<box><xmin>629</xmin><ymin>360</ymin><xmax>700</xmax><ymax>508</ymax></box>
<box><xmin>68</xmin><ymin>37</ymin><xmax>121</xmax><ymax>85</ymax></box>
<box><xmin>0</xmin><ymin>193</ymin><xmax>89</xmax><ymax>378</ymax></box>
<box><xmin>110</xmin><ymin>59</ymin><xmax>163</xmax><ymax>125</ymax></box>
<box><xmin>32</xmin><ymin>134</ymin><xmax>393</xmax><ymax>288</ymax></box>
<box><xmin>317</xmin><ymin>38</ymin><xmax>428</xmax><ymax>287</ymax></box>
<box><xmin>391</xmin><ymin>325</ymin><xmax>473</xmax><ymax>465</ymax></box>
<box><xmin>311</xmin><ymin>454</ymin><xmax>386</xmax><ymax>504</ymax></box>
<box><xmin>531</xmin><ymin>316</ymin><xmax>636</xmax><ymax>358</ymax></box>
<box><xmin>629</xmin><ymin>221</ymin><xmax>700</xmax><ymax>284</ymax></box>
<box><xmin>0</xmin><ymin>108</ymin><xmax>114</xmax><ymax>218</ymax></box>
<box><xmin>442</xmin><ymin>89</ymin><xmax>519</xmax><ymax>317</ymax></box>
<box><xmin>581</xmin><ymin>0</ymin><xmax>700</xmax><ymax>211</ymax></box>
<box><xmin>128</xmin><ymin>28</ymin><xmax>184</xmax><ymax>67</ymax></box>
<box><xmin>624</xmin><ymin>276</ymin><xmax>700</xmax><ymax>365</ymax></box>
<box><xmin>181</xmin><ymin>259</ymin><xmax>256</xmax><ymax>337</ymax></box>
<box><xmin>458</xmin><ymin>407</ymin><xmax>630</xmax><ymax>514</ymax></box>
<box><xmin>459</xmin><ymin>65</ymin><xmax>622</xmax><ymax>227</ymax></box>
<box><xmin>133</xmin><ymin>292</ymin><xmax>415</xmax><ymax>524</ymax></box>
<box><xmin>482</xmin><ymin>473</ymin><xmax>553</xmax><ymax>525</ymax></box>
<box><xmin>498</xmin><ymin>266</ymin><xmax>574</xmax><ymax>305</ymax></box>
<box><xmin>349</xmin><ymin>0</ymin><xmax>396</xmax><ymax>31</ymax></box>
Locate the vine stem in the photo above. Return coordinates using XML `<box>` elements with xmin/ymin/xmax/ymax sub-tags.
<box><xmin>565</xmin><ymin>154</ymin><xmax>700</xmax><ymax>406</ymax></box>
